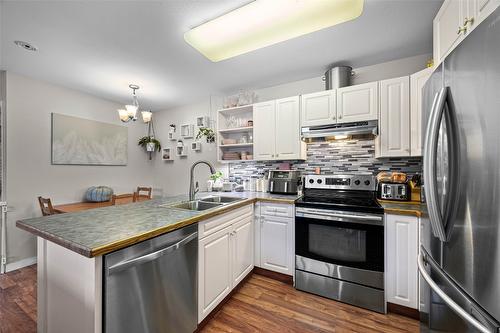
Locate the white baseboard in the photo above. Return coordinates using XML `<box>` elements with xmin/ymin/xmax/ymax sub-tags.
<box><xmin>5</xmin><ymin>256</ymin><xmax>37</xmax><ymax>272</ymax></box>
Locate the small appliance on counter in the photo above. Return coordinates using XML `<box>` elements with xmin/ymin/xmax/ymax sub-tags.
<box><xmin>268</xmin><ymin>170</ymin><xmax>300</xmax><ymax>194</ymax></box>
<box><xmin>378</xmin><ymin>182</ymin><xmax>410</xmax><ymax>201</ymax></box>
<box><xmin>376</xmin><ymin>172</ymin><xmax>410</xmax><ymax>201</ymax></box>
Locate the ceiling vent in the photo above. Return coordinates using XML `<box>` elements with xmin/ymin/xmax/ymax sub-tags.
<box><xmin>14</xmin><ymin>40</ymin><xmax>38</xmax><ymax>52</ymax></box>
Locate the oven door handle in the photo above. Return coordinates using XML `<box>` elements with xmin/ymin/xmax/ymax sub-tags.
<box><xmin>296</xmin><ymin>209</ymin><xmax>383</xmax><ymax>226</ymax></box>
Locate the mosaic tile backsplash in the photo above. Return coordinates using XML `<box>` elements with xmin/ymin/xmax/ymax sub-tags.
<box><xmin>229</xmin><ymin>137</ymin><xmax>422</xmax><ymax>180</ymax></box>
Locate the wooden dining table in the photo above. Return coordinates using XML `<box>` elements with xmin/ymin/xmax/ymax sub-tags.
<box><xmin>53</xmin><ymin>195</ymin><xmax>151</xmax><ymax>214</ymax></box>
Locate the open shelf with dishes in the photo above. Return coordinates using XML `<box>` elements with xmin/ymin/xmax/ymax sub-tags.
<box><xmin>217</xmin><ymin>104</ymin><xmax>254</xmax><ymax>162</ymax></box>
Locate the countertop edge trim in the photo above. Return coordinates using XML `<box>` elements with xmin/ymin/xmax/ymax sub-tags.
<box><xmin>16</xmin><ymin>220</ymin><xmax>92</xmax><ymax>257</ymax></box>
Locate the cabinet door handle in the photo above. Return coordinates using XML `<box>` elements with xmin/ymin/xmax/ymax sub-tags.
<box><xmin>457</xmin><ymin>26</ymin><xmax>467</xmax><ymax>35</ymax></box>
<box><xmin>463</xmin><ymin>17</ymin><xmax>474</xmax><ymax>27</ymax></box>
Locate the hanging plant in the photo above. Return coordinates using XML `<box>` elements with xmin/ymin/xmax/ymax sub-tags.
<box><xmin>138</xmin><ymin>136</ymin><xmax>161</xmax><ymax>152</ymax></box>
<box><xmin>138</xmin><ymin>119</ymin><xmax>161</xmax><ymax>160</ymax></box>
<box><xmin>196</xmin><ymin>127</ymin><xmax>215</xmax><ymax>143</ymax></box>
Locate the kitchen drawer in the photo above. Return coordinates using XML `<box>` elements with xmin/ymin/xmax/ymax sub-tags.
<box><xmin>198</xmin><ymin>204</ymin><xmax>253</xmax><ymax>239</ymax></box>
<box><xmin>259</xmin><ymin>203</ymin><xmax>294</xmax><ymax>218</ymax></box>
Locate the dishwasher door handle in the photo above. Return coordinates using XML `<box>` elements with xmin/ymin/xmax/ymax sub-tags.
<box><xmin>108</xmin><ymin>231</ymin><xmax>198</xmax><ymax>275</ymax></box>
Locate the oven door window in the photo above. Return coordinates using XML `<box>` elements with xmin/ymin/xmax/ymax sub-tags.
<box><xmin>296</xmin><ymin>216</ymin><xmax>384</xmax><ymax>272</ymax></box>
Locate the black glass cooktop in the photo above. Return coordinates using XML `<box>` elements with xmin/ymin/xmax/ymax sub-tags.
<box><xmin>295</xmin><ymin>189</ymin><xmax>384</xmax><ymax>214</ymax></box>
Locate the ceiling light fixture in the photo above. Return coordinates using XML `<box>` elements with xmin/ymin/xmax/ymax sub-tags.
<box><xmin>117</xmin><ymin>84</ymin><xmax>152</xmax><ymax>123</ymax></box>
<box><xmin>14</xmin><ymin>40</ymin><xmax>38</xmax><ymax>52</ymax></box>
<box><xmin>184</xmin><ymin>0</ymin><xmax>364</xmax><ymax>62</ymax></box>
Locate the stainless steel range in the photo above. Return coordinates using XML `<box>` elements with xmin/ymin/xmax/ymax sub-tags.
<box><xmin>294</xmin><ymin>174</ymin><xmax>385</xmax><ymax>313</ymax></box>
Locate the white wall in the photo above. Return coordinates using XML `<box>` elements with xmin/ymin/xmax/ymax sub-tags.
<box><xmin>152</xmin><ymin>97</ymin><xmax>226</xmax><ymax>197</ymax></box>
<box><xmin>5</xmin><ymin>72</ymin><xmax>155</xmax><ymax>264</ymax></box>
<box><xmin>151</xmin><ymin>54</ymin><xmax>431</xmax><ymax>193</ymax></box>
<box><xmin>252</xmin><ymin>53</ymin><xmax>431</xmax><ymax>102</ymax></box>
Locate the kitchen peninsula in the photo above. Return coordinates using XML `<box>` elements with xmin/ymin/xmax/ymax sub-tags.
<box><xmin>16</xmin><ymin>192</ymin><xmax>299</xmax><ymax>333</ymax></box>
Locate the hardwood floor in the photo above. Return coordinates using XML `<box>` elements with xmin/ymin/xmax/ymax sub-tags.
<box><xmin>200</xmin><ymin>274</ymin><xmax>419</xmax><ymax>333</ymax></box>
<box><xmin>0</xmin><ymin>266</ymin><xmax>419</xmax><ymax>333</ymax></box>
<box><xmin>0</xmin><ymin>265</ymin><xmax>37</xmax><ymax>333</ymax></box>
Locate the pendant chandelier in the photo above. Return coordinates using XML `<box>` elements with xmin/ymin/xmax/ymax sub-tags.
<box><xmin>118</xmin><ymin>84</ymin><xmax>152</xmax><ymax>123</ymax></box>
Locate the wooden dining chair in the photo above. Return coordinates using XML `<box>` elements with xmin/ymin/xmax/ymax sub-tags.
<box><xmin>38</xmin><ymin>197</ymin><xmax>57</xmax><ymax>216</ymax></box>
<box><xmin>110</xmin><ymin>193</ymin><xmax>137</xmax><ymax>206</ymax></box>
<box><xmin>136</xmin><ymin>186</ymin><xmax>152</xmax><ymax>199</ymax></box>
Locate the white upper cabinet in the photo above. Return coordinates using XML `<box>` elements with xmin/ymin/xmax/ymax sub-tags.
<box><xmin>254</xmin><ymin>97</ymin><xmax>305</xmax><ymax>161</ymax></box>
<box><xmin>275</xmin><ymin>96</ymin><xmax>301</xmax><ymax>160</ymax></box>
<box><xmin>434</xmin><ymin>0</ymin><xmax>463</xmax><ymax>64</ymax></box>
<box><xmin>337</xmin><ymin>82</ymin><xmax>378</xmax><ymax>123</ymax></box>
<box><xmin>378</xmin><ymin>76</ymin><xmax>410</xmax><ymax>157</ymax></box>
<box><xmin>253</xmin><ymin>101</ymin><xmax>276</xmax><ymax>160</ymax></box>
<box><xmin>434</xmin><ymin>0</ymin><xmax>499</xmax><ymax>64</ymax></box>
<box><xmin>300</xmin><ymin>90</ymin><xmax>336</xmax><ymax>127</ymax></box>
<box><xmin>410</xmin><ymin>68</ymin><xmax>433</xmax><ymax>156</ymax></box>
<box><xmin>475</xmin><ymin>0</ymin><xmax>500</xmax><ymax>23</ymax></box>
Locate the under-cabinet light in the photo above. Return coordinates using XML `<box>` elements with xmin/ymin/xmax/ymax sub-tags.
<box><xmin>184</xmin><ymin>0</ymin><xmax>364</xmax><ymax>62</ymax></box>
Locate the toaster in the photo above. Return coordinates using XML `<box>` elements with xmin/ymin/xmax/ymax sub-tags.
<box><xmin>378</xmin><ymin>182</ymin><xmax>410</xmax><ymax>201</ymax></box>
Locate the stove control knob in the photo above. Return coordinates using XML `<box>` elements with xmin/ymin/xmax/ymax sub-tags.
<box><xmin>317</xmin><ymin>179</ymin><xmax>323</xmax><ymax>184</ymax></box>
<box><xmin>354</xmin><ymin>180</ymin><xmax>361</xmax><ymax>186</ymax></box>
<box><xmin>309</xmin><ymin>179</ymin><xmax>315</xmax><ymax>184</ymax></box>
<box><xmin>364</xmin><ymin>180</ymin><xmax>371</xmax><ymax>186</ymax></box>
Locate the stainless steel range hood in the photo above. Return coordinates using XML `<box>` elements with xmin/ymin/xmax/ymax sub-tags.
<box><xmin>301</xmin><ymin>120</ymin><xmax>378</xmax><ymax>139</ymax></box>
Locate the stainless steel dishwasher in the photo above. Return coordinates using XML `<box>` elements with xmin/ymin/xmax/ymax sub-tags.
<box><xmin>104</xmin><ymin>224</ymin><xmax>198</xmax><ymax>333</ymax></box>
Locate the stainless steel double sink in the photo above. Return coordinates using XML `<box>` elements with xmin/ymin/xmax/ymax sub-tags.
<box><xmin>166</xmin><ymin>195</ymin><xmax>244</xmax><ymax>211</ymax></box>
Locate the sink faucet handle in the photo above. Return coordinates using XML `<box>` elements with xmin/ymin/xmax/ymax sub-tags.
<box><xmin>195</xmin><ymin>181</ymin><xmax>200</xmax><ymax>195</ymax></box>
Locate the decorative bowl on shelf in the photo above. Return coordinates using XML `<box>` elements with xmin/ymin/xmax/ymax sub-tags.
<box><xmin>222</xmin><ymin>138</ymin><xmax>237</xmax><ymax>145</ymax></box>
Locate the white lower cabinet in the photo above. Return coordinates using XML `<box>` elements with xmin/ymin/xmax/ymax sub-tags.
<box><xmin>254</xmin><ymin>202</ymin><xmax>294</xmax><ymax>276</ymax></box>
<box><xmin>198</xmin><ymin>225</ymin><xmax>232</xmax><ymax>321</ymax></box>
<box><xmin>386</xmin><ymin>214</ymin><xmax>419</xmax><ymax>309</ymax></box>
<box><xmin>198</xmin><ymin>205</ymin><xmax>254</xmax><ymax>322</ymax></box>
<box><xmin>232</xmin><ymin>214</ymin><xmax>254</xmax><ymax>286</ymax></box>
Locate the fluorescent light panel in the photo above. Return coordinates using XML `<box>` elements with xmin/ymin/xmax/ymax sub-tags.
<box><xmin>184</xmin><ymin>0</ymin><xmax>364</xmax><ymax>62</ymax></box>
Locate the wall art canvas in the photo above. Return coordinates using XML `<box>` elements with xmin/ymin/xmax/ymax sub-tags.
<box><xmin>51</xmin><ymin>113</ymin><xmax>128</xmax><ymax>165</ymax></box>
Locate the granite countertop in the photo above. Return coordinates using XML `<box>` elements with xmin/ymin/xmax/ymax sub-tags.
<box><xmin>16</xmin><ymin>191</ymin><xmax>301</xmax><ymax>258</ymax></box>
<box><xmin>378</xmin><ymin>199</ymin><xmax>426</xmax><ymax>217</ymax></box>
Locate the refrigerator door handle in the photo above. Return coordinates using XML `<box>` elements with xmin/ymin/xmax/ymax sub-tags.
<box><xmin>418</xmin><ymin>252</ymin><xmax>492</xmax><ymax>333</ymax></box>
<box><xmin>442</xmin><ymin>90</ymin><xmax>461</xmax><ymax>240</ymax></box>
<box><xmin>424</xmin><ymin>88</ymin><xmax>448</xmax><ymax>241</ymax></box>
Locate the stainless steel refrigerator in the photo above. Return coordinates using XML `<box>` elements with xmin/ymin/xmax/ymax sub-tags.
<box><xmin>419</xmin><ymin>6</ymin><xmax>500</xmax><ymax>333</ymax></box>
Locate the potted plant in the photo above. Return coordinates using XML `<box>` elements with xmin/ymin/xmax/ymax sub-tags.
<box><xmin>138</xmin><ymin>136</ymin><xmax>161</xmax><ymax>152</ymax></box>
<box><xmin>209</xmin><ymin>171</ymin><xmax>224</xmax><ymax>191</ymax></box>
<box><xmin>196</xmin><ymin>127</ymin><xmax>216</xmax><ymax>143</ymax></box>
